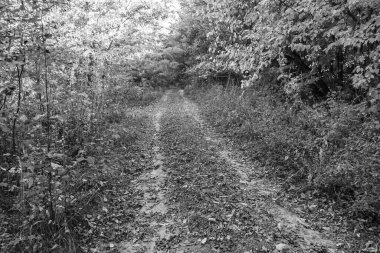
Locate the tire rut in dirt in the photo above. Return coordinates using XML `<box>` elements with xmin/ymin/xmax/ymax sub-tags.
<box><xmin>119</xmin><ymin>95</ymin><xmax>176</xmax><ymax>253</ymax></box>
<box><xmin>180</xmin><ymin>93</ymin><xmax>337</xmax><ymax>252</ymax></box>
<box><xmin>159</xmin><ymin>91</ymin><xmax>293</xmax><ymax>252</ymax></box>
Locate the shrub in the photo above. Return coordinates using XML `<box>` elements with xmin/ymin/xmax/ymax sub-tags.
<box><xmin>186</xmin><ymin>79</ymin><xmax>380</xmax><ymax>219</ymax></box>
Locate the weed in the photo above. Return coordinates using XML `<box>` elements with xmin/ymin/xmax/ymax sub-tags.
<box><xmin>186</xmin><ymin>81</ymin><xmax>380</xmax><ymax>220</ymax></box>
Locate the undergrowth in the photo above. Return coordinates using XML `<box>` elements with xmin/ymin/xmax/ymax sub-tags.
<box><xmin>185</xmin><ymin>81</ymin><xmax>380</xmax><ymax>222</ymax></box>
<box><xmin>0</xmin><ymin>87</ymin><xmax>161</xmax><ymax>252</ymax></box>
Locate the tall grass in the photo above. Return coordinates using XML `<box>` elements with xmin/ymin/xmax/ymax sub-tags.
<box><xmin>185</xmin><ymin>81</ymin><xmax>380</xmax><ymax>220</ymax></box>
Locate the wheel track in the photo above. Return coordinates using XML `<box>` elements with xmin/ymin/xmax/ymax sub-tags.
<box><xmin>118</xmin><ymin>90</ymin><xmax>338</xmax><ymax>253</ymax></box>
<box><xmin>180</xmin><ymin>91</ymin><xmax>337</xmax><ymax>252</ymax></box>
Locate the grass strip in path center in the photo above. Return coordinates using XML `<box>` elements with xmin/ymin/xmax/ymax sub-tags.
<box><xmin>159</xmin><ymin>90</ymin><xmax>295</xmax><ymax>253</ymax></box>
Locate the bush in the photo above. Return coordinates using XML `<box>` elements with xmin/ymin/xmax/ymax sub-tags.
<box><xmin>0</xmin><ymin>83</ymin><xmax>162</xmax><ymax>252</ymax></box>
<box><xmin>186</xmin><ymin>79</ymin><xmax>380</xmax><ymax>219</ymax></box>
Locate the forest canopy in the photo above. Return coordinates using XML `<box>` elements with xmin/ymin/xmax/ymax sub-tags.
<box><xmin>175</xmin><ymin>0</ymin><xmax>380</xmax><ymax>104</ymax></box>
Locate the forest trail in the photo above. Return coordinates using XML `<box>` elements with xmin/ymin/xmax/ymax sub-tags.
<box><xmin>117</xmin><ymin>90</ymin><xmax>338</xmax><ymax>253</ymax></box>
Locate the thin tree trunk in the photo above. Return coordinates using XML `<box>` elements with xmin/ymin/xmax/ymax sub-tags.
<box><xmin>0</xmin><ymin>95</ymin><xmax>6</xmax><ymax>111</ymax></box>
<box><xmin>12</xmin><ymin>65</ymin><xmax>24</xmax><ymax>153</ymax></box>
<box><xmin>336</xmin><ymin>46</ymin><xmax>344</xmax><ymax>88</ymax></box>
<box><xmin>41</xmin><ymin>14</ymin><xmax>55</xmax><ymax>221</ymax></box>
<box><xmin>42</xmin><ymin>19</ymin><xmax>51</xmax><ymax>152</ymax></box>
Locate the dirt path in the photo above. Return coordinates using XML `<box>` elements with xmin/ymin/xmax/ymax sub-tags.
<box><xmin>117</xmin><ymin>90</ymin><xmax>339</xmax><ymax>253</ymax></box>
<box><xmin>181</xmin><ymin>93</ymin><xmax>337</xmax><ymax>251</ymax></box>
<box><xmin>119</xmin><ymin>94</ymin><xmax>174</xmax><ymax>253</ymax></box>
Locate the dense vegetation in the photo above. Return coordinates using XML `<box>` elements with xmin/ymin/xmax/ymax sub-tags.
<box><xmin>1</xmin><ymin>0</ymin><xmax>379</xmax><ymax>251</ymax></box>
<box><xmin>176</xmin><ymin>0</ymin><xmax>380</xmax><ymax>221</ymax></box>
<box><xmin>0</xmin><ymin>0</ymin><xmax>182</xmax><ymax>251</ymax></box>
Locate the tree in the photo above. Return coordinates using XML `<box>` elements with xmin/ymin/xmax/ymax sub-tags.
<box><xmin>173</xmin><ymin>0</ymin><xmax>380</xmax><ymax>104</ymax></box>
<box><xmin>0</xmin><ymin>0</ymin><xmax>179</xmax><ymax>251</ymax></box>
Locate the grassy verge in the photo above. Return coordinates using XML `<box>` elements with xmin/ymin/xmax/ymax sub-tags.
<box><xmin>185</xmin><ymin>83</ymin><xmax>380</xmax><ymax>223</ymax></box>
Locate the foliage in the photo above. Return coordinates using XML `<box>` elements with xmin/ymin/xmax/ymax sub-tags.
<box><xmin>177</xmin><ymin>0</ymin><xmax>380</xmax><ymax>103</ymax></box>
<box><xmin>185</xmin><ymin>81</ymin><xmax>380</xmax><ymax>220</ymax></box>
<box><xmin>174</xmin><ymin>0</ymin><xmax>380</xmax><ymax>222</ymax></box>
<box><xmin>0</xmin><ymin>0</ymin><xmax>170</xmax><ymax>251</ymax></box>
<box><xmin>1</xmin><ymin>0</ymin><xmax>379</xmax><ymax>250</ymax></box>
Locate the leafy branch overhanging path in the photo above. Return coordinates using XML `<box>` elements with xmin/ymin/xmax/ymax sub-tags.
<box><xmin>115</xmin><ymin>90</ymin><xmax>338</xmax><ymax>253</ymax></box>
